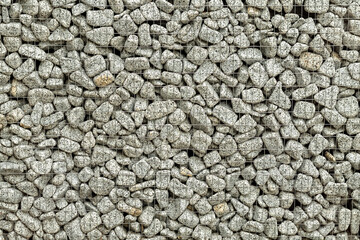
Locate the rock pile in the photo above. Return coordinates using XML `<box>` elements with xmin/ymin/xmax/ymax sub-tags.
<box><xmin>0</xmin><ymin>0</ymin><xmax>360</xmax><ymax>239</ymax></box>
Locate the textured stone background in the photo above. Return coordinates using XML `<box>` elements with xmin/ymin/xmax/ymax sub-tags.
<box><xmin>0</xmin><ymin>0</ymin><xmax>360</xmax><ymax>239</ymax></box>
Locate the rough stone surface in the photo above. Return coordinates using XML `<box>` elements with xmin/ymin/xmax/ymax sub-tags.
<box><xmin>0</xmin><ymin>1</ymin><xmax>358</xmax><ymax>239</ymax></box>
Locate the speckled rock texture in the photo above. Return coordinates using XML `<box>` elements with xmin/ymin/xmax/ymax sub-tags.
<box><xmin>0</xmin><ymin>0</ymin><xmax>360</xmax><ymax>239</ymax></box>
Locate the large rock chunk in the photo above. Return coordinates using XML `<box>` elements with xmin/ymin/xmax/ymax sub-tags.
<box><xmin>343</xmin><ymin>32</ymin><xmax>360</xmax><ymax>50</ymax></box>
<box><xmin>86</xmin><ymin>27</ymin><xmax>114</xmax><ymax>46</ymax></box>
<box><xmin>336</xmin><ymin>96</ymin><xmax>359</xmax><ymax>118</ymax></box>
<box><xmin>262</xmin><ymin>132</ymin><xmax>284</xmax><ymax>156</ymax></box>
<box><xmin>285</xmin><ymin>140</ymin><xmax>305</xmax><ymax>160</ymax></box>
<box><xmin>93</xmin><ymin>70</ymin><xmax>114</xmax><ymax>87</ymax></box>
<box><xmin>117</xmin><ymin>170</ymin><xmax>136</xmax><ymax>186</ymax></box>
<box><xmin>333</xmin><ymin>67</ymin><xmax>360</xmax><ymax>89</ymax></box>
<box><xmin>113</xmin><ymin>14</ymin><xmax>137</xmax><ymax>36</ymax></box>
<box><xmin>348</xmin><ymin>63</ymin><xmax>360</xmax><ymax>81</ymax></box>
<box><xmin>278</xmin><ymin>221</ymin><xmax>298</xmax><ymax>235</ymax></box>
<box><xmin>17</xmin><ymin>211</ymin><xmax>41</xmax><ymax>232</ymax></box>
<box><xmin>314</xmin><ymin>86</ymin><xmax>338</xmax><ymax>109</ymax></box>
<box><xmin>219</xmin><ymin>135</ymin><xmax>237</xmax><ymax>157</ymax></box>
<box><xmin>196</xmin><ymin>81</ymin><xmax>220</xmax><ymax>108</ymax></box>
<box><xmin>60</xmin><ymin>57</ymin><xmax>81</xmax><ymax>74</ymax></box>
<box><xmin>234</xmin><ymin>114</ymin><xmax>257</xmax><ymax>134</ymax></box>
<box><xmin>125</xmin><ymin>57</ymin><xmax>150</xmax><ymax>71</ymax></box>
<box><xmin>238</xmin><ymin>48</ymin><xmax>263</xmax><ymax>65</ymax></box>
<box><xmin>64</xmin><ymin>218</ymin><xmax>85</xmax><ymax>240</ymax></box>
<box><xmin>14</xmin><ymin>145</ymin><xmax>34</xmax><ymax>159</ymax></box>
<box><xmin>0</xmin><ymin>23</ymin><xmax>22</xmax><ymax>37</ymax></box>
<box><xmin>123</xmin><ymin>73</ymin><xmax>144</xmax><ymax>94</ymax></box>
<box><xmin>140</xmin><ymin>2</ymin><xmax>161</xmax><ymax>21</ymax></box>
<box><xmin>92</xmin><ymin>145</ymin><xmax>116</xmax><ymax>165</ymax></box>
<box><xmin>246</xmin><ymin>0</ymin><xmax>268</xmax><ymax>9</ymax></box>
<box><xmin>48</xmin><ymin>27</ymin><xmax>74</xmax><ymax>41</ymax></box>
<box><xmin>18</xmin><ymin>44</ymin><xmax>46</xmax><ymax>61</ymax></box>
<box><xmin>248</xmin><ymin>62</ymin><xmax>269</xmax><ymax>88</ymax></box>
<box><xmin>70</xmin><ymin>70</ymin><xmax>96</xmax><ymax>90</ymax></box>
<box><xmin>199</xmin><ymin>25</ymin><xmax>223</xmax><ymax>44</ymax></box>
<box><xmin>89</xmin><ymin>177</ymin><xmax>115</xmax><ymax>195</ymax></box>
<box><xmin>213</xmin><ymin>105</ymin><xmax>238</xmax><ymax>126</ymax></box>
<box><xmin>86</xmin><ymin>9</ymin><xmax>114</xmax><ymax>26</ymax></box>
<box><xmin>299</xmin><ymin>52</ymin><xmax>323</xmax><ymax>71</ymax></box>
<box><xmin>293</xmin><ymin>101</ymin><xmax>316</xmax><ymax>119</ymax></box>
<box><xmin>269</xmin><ymin>82</ymin><xmax>291</xmax><ymax>110</ymax></box>
<box><xmin>189</xmin><ymin>104</ymin><xmax>214</xmax><ymax>135</ymax></box>
<box><xmin>308</xmin><ymin>134</ymin><xmax>329</xmax><ymax>156</ymax></box>
<box><xmin>294</xmin><ymin>173</ymin><xmax>313</xmax><ymax>193</ymax></box>
<box><xmin>81</xmin><ymin>0</ymin><xmax>107</xmax><ymax>9</ymax></box>
<box><xmin>321</xmin><ymin>108</ymin><xmax>347</xmax><ymax>129</ymax></box>
<box><xmin>187</xmin><ymin>46</ymin><xmax>208</xmax><ymax>65</ymax></box>
<box><xmin>324</xmin><ymin>182</ymin><xmax>348</xmax><ymax>197</ymax></box>
<box><xmin>80</xmin><ymin>212</ymin><xmax>102</xmax><ymax>233</ymax></box>
<box><xmin>84</xmin><ymin>55</ymin><xmax>106</xmax><ymax>77</ymax></box>
<box><xmin>304</xmin><ymin>0</ymin><xmax>329</xmax><ymax>13</ymax></box>
<box><xmin>145</xmin><ymin>100</ymin><xmax>177</xmax><ymax>120</ymax></box>
<box><xmin>13</xmin><ymin>59</ymin><xmax>35</xmax><ymax>80</ymax></box>
<box><xmin>178</xmin><ymin>209</ymin><xmax>199</xmax><ymax>228</ymax></box>
<box><xmin>28</xmin><ymin>88</ymin><xmax>55</xmax><ymax>106</ymax></box>
<box><xmin>52</xmin><ymin>8</ymin><xmax>72</xmax><ymax>27</ymax></box>
<box><xmin>169</xmin><ymin>178</ymin><xmax>194</xmax><ymax>199</ymax></box>
<box><xmin>58</xmin><ymin>137</ymin><xmax>80</xmax><ymax>153</ymax></box>
<box><xmin>320</xmin><ymin>27</ymin><xmax>343</xmax><ymax>46</ymax></box>
<box><xmin>191</xmin><ymin>130</ymin><xmax>212</xmax><ymax>154</ymax></box>
<box><xmin>193</xmin><ymin>61</ymin><xmax>215</xmax><ymax>84</ymax></box>
<box><xmin>0</xmin><ymin>188</ymin><xmax>23</xmax><ymax>203</ymax></box>
<box><xmin>92</xmin><ymin>102</ymin><xmax>113</xmax><ymax>122</ymax></box>
<box><xmin>0</xmin><ymin>162</ymin><xmax>26</xmax><ymax>174</ymax></box>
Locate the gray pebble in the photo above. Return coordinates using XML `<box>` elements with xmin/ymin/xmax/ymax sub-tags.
<box><xmin>86</xmin><ymin>10</ymin><xmax>114</xmax><ymax>27</ymax></box>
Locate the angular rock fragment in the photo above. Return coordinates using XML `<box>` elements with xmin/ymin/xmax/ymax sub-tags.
<box><xmin>123</xmin><ymin>73</ymin><xmax>144</xmax><ymax>94</ymax></box>
<box><xmin>189</xmin><ymin>104</ymin><xmax>214</xmax><ymax>135</ymax></box>
<box><xmin>304</xmin><ymin>0</ymin><xmax>329</xmax><ymax>13</ymax></box>
<box><xmin>93</xmin><ymin>70</ymin><xmax>114</xmax><ymax>87</ymax></box>
<box><xmin>92</xmin><ymin>145</ymin><xmax>116</xmax><ymax>165</ymax></box>
<box><xmin>18</xmin><ymin>44</ymin><xmax>46</xmax><ymax>61</ymax></box>
<box><xmin>92</xmin><ymin>102</ymin><xmax>113</xmax><ymax>122</ymax></box>
<box><xmin>86</xmin><ymin>27</ymin><xmax>114</xmax><ymax>46</ymax></box>
<box><xmin>191</xmin><ymin>130</ymin><xmax>212</xmax><ymax>153</ymax></box>
<box><xmin>314</xmin><ymin>86</ymin><xmax>338</xmax><ymax>109</ymax></box>
<box><xmin>248</xmin><ymin>62</ymin><xmax>269</xmax><ymax>88</ymax></box>
<box><xmin>86</xmin><ymin>10</ymin><xmax>114</xmax><ymax>27</ymax></box>
<box><xmin>125</xmin><ymin>57</ymin><xmax>150</xmax><ymax>71</ymax></box>
<box><xmin>199</xmin><ymin>25</ymin><xmax>223</xmax><ymax>44</ymax></box>
<box><xmin>269</xmin><ymin>82</ymin><xmax>291</xmax><ymax>110</ymax></box>
<box><xmin>145</xmin><ymin>100</ymin><xmax>177</xmax><ymax>120</ymax></box>
<box><xmin>299</xmin><ymin>52</ymin><xmax>323</xmax><ymax>71</ymax></box>
<box><xmin>84</xmin><ymin>55</ymin><xmax>106</xmax><ymax>78</ymax></box>
<box><xmin>89</xmin><ymin>177</ymin><xmax>115</xmax><ymax>195</ymax></box>
<box><xmin>213</xmin><ymin>105</ymin><xmax>238</xmax><ymax>126</ymax></box>
<box><xmin>113</xmin><ymin>14</ymin><xmax>138</xmax><ymax>36</ymax></box>
<box><xmin>193</xmin><ymin>61</ymin><xmax>215</xmax><ymax>84</ymax></box>
<box><xmin>0</xmin><ymin>188</ymin><xmax>23</xmax><ymax>203</ymax></box>
<box><xmin>293</xmin><ymin>101</ymin><xmax>316</xmax><ymax>119</ymax></box>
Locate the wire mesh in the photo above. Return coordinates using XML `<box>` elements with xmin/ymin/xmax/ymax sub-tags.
<box><xmin>0</xmin><ymin>0</ymin><xmax>360</xmax><ymax>239</ymax></box>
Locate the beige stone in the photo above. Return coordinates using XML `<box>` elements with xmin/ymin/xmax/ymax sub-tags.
<box><xmin>93</xmin><ymin>70</ymin><xmax>114</xmax><ymax>87</ymax></box>
<box><xmin>180</xmin><ymin>167</ymin><xmax>193</xmax><ymax>177</ymax></box>
<box><xmin>214</xmin><ymin>202</ymin><xmax>230</xmax><ymax>216</ymax></box>
<box><xmin>299</xmin><ymin>52</ymin><xmax>323</xmax><ymax>71</ymax></box>
<box><xmin>117</xmin><ymin>201</ymin><xmax>142</xmax><ymax>216</ymax></box>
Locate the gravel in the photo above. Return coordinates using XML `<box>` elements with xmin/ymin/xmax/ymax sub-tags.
<box><xmin>0</xmin><ymin>0</ymin><xmax>359</xmax><ymax>239</ymax></box>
